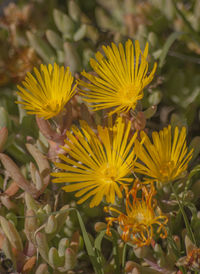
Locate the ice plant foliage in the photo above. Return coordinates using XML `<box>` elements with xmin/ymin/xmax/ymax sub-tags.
<box><xmin>79</xmin><ymin>39</ymin><xmax>157</xmax><ymax>115</ymax></box>
<box><xmin>16</xmin><ymin>63</ymin><xmax>77</xmax><ymax>119</ymax></box>
<box><xmin>52</xmin><ymin>117</ymin><xmax>138</xmax><ymax>207</ymax></box>
<box><xmin>104</xmin><ymin>181</ymin><xmax>168</xmax><ymax>247</ymax></box>
<box><xmin>134</xmin><ymin>125</ymin><xmax>193</xmax><ymax>184</ymax></box>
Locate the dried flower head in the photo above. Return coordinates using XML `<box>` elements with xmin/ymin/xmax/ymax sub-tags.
<box><xmin>6</xmin><ymin>48</ymin><xmax>40</xmax><ymax>83</ymax></box>
<box><xmin>79</xmin><ymin>39</ymin><xmax>157</xmax><ymax>115</ymax></box>
<box><xmin>52</xmin><ymin>117</ymin><xmax>137</xmax><ymax>207</ymax></box>
<box><xmin>104</xmin><ymin>181</ymin><xmax>168</xmax><ymax>247</ymax></box>
<box><xmin>134</xmin><ymin>125</ymin><xmax>193</xmax><ymax>184</ymax></box>
<box><xmin>16</xmin><ymin>63</ymin><xmax>77</xmax><ymax>119</ymax></box>
<box><xmin>177</xmin><ymin>248</ymin><xmax>200</xmax><ymax>271</ymax></box>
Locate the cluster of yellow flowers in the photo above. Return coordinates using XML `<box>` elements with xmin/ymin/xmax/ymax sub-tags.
<box><xmin>16</xmin><ymin>40</ymin><xmax>193</xmax><ymax>247</ymax></box>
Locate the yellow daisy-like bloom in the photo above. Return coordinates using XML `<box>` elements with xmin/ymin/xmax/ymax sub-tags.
<box><xmin>104</xmin><ymin>181</ymin><xmax>168</xmax><ymax>247</ymax></box>
<box><xmin>16</xmin><ymin>63</ymin><xmax>77</xmax><ymax>120</ymax></box>
<box><xmin>51</xmin><ymin>117</ymin><xmax>138</xmax><ymax>207</ymax></box>
<box><xmin>79</xmin><ymin>39</ymin><xmax>157</xmax><ymax>115</ymax></box>
<box><xmin>134</xmin><ymin>125</ymin><xmax>193</xmax><ymax>184</ymax></box>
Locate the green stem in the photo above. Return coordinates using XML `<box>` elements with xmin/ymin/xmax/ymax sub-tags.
<box><xmin>167</xmin><ymin>228</ymin><xmax>180</xmax><ymax>258</ymax></box>
<box><xmin>167</xmin><ymin>229</ymin><xmax>187</xmax><ymax>274</ymax></box>
<box><xmin>171</xmin><ymin>183</ymin><xmax>196</xmax><ymax>245</ymax></box>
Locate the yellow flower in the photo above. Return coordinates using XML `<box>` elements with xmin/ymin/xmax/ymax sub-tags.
<box><xmin>16</xmin><ymin>63</ymin><xmax>77</xmax><ymax>120</ymax></box>
<box><xmin>51</xmin><ymin>117</ymin><xmax>138</xmax><ymax>207</ymax></box>
<box><xmin>105</xmin><ymin>181</ymin><xmax>168</xmax><ymax>247</ymax></box>
<box><xmin>79</xmin><ymin>39</ymin><xmax>157</xmax><ymax>115</ymax></box>
<box><xmin>134</xmin><ymin>126</ymin><xmax>193</xmax><ymax>184</ymax></box>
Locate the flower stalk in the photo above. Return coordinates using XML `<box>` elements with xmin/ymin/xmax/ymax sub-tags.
<box><xmin>171</xmin><ymin>182</ymin><xmax>196</xmax><ymax>246</ymax></box>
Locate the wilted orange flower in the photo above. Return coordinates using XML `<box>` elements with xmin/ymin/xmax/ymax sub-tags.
<box><xmin>177</xmin><ymin>248</ymin><xmax>200</xmax><ymax>271</ymax></box>
<box><xmin>104</xmin><ymin>181</ymin><xmax>168</xmax><ymax>247</ymax></box>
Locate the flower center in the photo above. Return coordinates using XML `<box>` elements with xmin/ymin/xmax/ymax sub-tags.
<box><xmin>44</xmin><ymin>100</ymin><xmax>60</xmax><ymax>114</ymax></box>
<box><xmin>120</xmin><ymin>84</ymin><xmax>142</xmax><ymax>105</ymax></box>
<box><xmin>99</xmin><ymin>164</ymin><xmax>117</xmax><ymax>184</ymax></box>
<box><xmin>159</xmin><ymin>160</ymin><xmax>176</xmax><ymax>182</ymax></box>
<box><xmin>128</xmin><ymin>201</ymin><xmax>153</xmax><ymax>226</ymax></box>
<box><xmin>126</xmin><ymin>85</ymin><xmax>137</xmax><ymax>99</ymax></box>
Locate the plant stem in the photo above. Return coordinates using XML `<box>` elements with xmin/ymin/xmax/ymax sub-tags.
<box><xmin>167</xmin><ymin>229</ymin><xmax>187</xmax><ymax>274</ymax></box>
<box><xmin>171</xmin><ymin>183</ymin><xmax>196</xmax><ymax>245</ymax></box>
